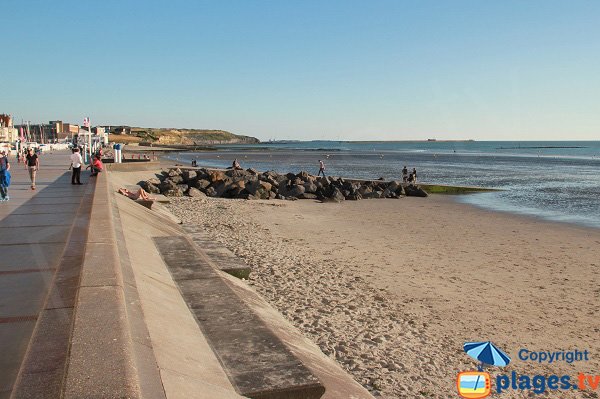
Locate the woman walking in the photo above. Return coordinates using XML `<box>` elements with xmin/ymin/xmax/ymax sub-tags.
<box><xmin>0</xmin><ymin>150</ymin><xmax>11</xmax><ymax>201</ymax></box>
<box><xmin>25</xmin><ymin>148</ymin><xmax>39</xmax><ymax>190</ymax></box>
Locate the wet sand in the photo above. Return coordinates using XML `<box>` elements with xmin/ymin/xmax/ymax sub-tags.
<box><xmin>166</xmin><ymin>195</ymin><xmax>600</xmax><ymax>398</ymax></box>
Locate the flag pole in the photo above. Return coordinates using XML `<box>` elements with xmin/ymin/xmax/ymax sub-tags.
<box><xmin>88</xmin><ymin>117</ymin><xmax>92</xmax><ymax>163</ymax></box>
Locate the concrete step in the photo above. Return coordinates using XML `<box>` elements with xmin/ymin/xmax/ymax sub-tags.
<box><xmin>153</xmin><ymin>236</ymin><xmax>325</xmax><ymax>399</ymax></box>
<box><xmin>183</xmin><ymin>224</ymin><xmax>251</xmax><ymax>279</ymax></box>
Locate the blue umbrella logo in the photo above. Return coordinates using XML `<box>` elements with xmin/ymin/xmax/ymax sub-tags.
<box><xmin>464</xmin><ymin>341</ymin><xmax>511</xmax><ymax>371</ymax></box>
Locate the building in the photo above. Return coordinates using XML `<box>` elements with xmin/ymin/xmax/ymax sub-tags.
<box><xmin>62</xmin><ymin>123</ymin><xmax>80</xmax><ymax>140</ymax></box>
<box><xmin>0</xmin><ymin>114</ymin><xmax>12</xmax><ymax>128</ymax></box>
<box><xmin>0</xmin><ymin>127</ymin><xmax>18</xmax><ymax>142</ymax></box>
<box><xmin>49</xmin><ymin>120</ymin><xmax>64</xmax><ymax>137</ymax></box>
<box><xmin>13</xmin><ymin>123</ymin><xmax>57</xmax><ymax>143</ymax></box>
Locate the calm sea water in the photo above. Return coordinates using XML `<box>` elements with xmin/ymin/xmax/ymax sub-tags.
<box><xmin>165</xmin><ymin>141</ymin><xmax>600</xmax><ymax>229</ymax></box>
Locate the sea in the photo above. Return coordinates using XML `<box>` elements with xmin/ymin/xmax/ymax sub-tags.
<box><xmin>165</xmin><ymin>141</ymin><xmax>600</xmax><ymax>229</ymax></box>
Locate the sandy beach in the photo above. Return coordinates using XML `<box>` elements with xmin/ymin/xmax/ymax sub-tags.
<box><xmin>166</xmin><ymin>195</ymin><xmax>600</xmax><ymax>398</ymax></box>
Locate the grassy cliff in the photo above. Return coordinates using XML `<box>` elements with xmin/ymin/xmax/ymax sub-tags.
<box><xmin>111</xmin><ymin>128</ymin><xmax>260</xmax><ymax>145</ymax></box>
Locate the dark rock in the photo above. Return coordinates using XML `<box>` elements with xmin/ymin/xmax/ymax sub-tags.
<box><xmin>404</xmin><ymin>185</ymin><xmax>428</xmax><ymax>197</ymax></box>
<box><xmin>146</xmin><ymin>177</ymin><xmax>161</xmax><ymax>186</ymax></box>
<box><xmin>169</xmin><ymin>175</ymin><xmax>184</xmax><ymax>184</ymax></box>
<box><xmin>164</xmin><ymin>188</ymin><xmax>184</xmax><ymax>197</ymax></box>
<box><xmin>274</xmin><ymin>174</ymin><xmax>288</xmax><ymax>184</ymax></box>
<box><xmin>183</xmin><ymin>170</ymin><xmax>197</xmax><ymax>182</ymax></box>
<box><xmin>177</xmin><ymin>184</ymin><xmax>189</xmax><ymax>194</ymax></box>
<box><xmin>316</xmin><ymin>177</ymin><xmax>329</xmax><ymax>187</ymax></box>
<box><xmin>145</xmin><ymin>183</ymin><xmax>160</xmax><ymax>194</ymax></box>
<box><xmin>226</xmin><ymin>169</ymin><xmax>250</xmax><ymax>178</ymax></box>
<box><xmin>269</xmin><ymin>191</ymin><xmax>277</xmax><ymax>200</ymax></box>
<box><xmin>205</xmin><ymin>187</ymin><xmax>218</xmax><ymax>197</ymax></box>
<box><xmin>262</xmin><ymin>170</ymin><xmax>279</xmax><ymax>179</ymax></box>
<box><xmin>296</xmin><ymin>171</ymin><xmax>311</xmax><ymax>181</ymax></box>
<box><xmin>330</xmin><ymin>188</ymin><xmax>346</xmax><ymax>202</ymax></box>
<box><xmin>168</xmin><ymin>168</ymin><xmax>182</xmax><ymax>177</ymax></box>
<box><xmin>188</xmin><ymin>187</ymin><xmax>206</xmax><ymax>198</ymax></box>
<box><xmin>303</xmin><ymin>182</ymin><xmax>318</xmax><ymax>193</ymax></box>
<box><xmin>195</xmin><ymin>179</ymin><xmax>211</xmax><ymax>190</ymax></box>
<box><xmin>388</xmin><ymin>180</ymin><xmax>401</xmax><ymax>191</ymax></box>
<box><xmin>264</xmin><ymin>177</ymin><xmax>279</xmax><ymax>188</ymax></box>
<box><xmin>246</xmin><ymin>180</ymin><xmax>272</xmax><ymax>196</ymax></box>
<box><xmin>280</xmin><ymin>184</ymin><xmax>305</xmax><ymax>198</ymax></box>
<box><xmin>196</xmin><ymin>168</ymin><xmax>211</xmax><ymax>180</ymax></box>
<box><xmin>246</xmin><ymin>168</ymin><xmax>259</xmax><ymax>175</ymax></box>
<box><xmin>211</xmin><ymin>180</ymin><xmax>232</xmax><ymax>197</ymax></box>
<box><xmin>358</xmin><ymin>185</ymin><xmax>373</xmax><ymax>196</ymax></box>
<box><xmin>159</xmin><ymin>179</ymin><xmax>178</xmax><ymax>193</ymax></box>
<box><xmin>382</xmin><ymin>188</ymin><xmax>394</xmax><ymax>198</ymax></box>
<box><xmin>208</xmin><ymin>170</ymin><xmax>226</xmax><ymax>183</ymax></box>
<box><xmin>225</xmin><ymin>186</ymin><xmax>245</xmax><ymax>198</ymax></box>
<box><xmin>346</xmin><ymin>193</ymin><xmax>362</xmax><ymax>200</ymax></box>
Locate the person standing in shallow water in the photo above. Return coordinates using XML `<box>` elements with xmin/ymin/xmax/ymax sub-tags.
<box><xmin>70</xmin><ymin>148</ymin><xmax>83</xmax><ymax>185</ymax></box>
<box><xmin>318</xmin><ymin>160</ymin><xmax>326</xmax><ymax>177</ymax></box>
<box><xmin>25</xmin><ymin>148</ymin><xmax>39</xmax><ymax>190</ymax></box>
<box><xmin>402</xmin><ymin>165</ymin><xmax>408</xmax><ymax>183</ymax></box>
<box><xmin>412</xmin><ymin>168</ymin><xmax>417</xmax><ymax>184</ymax></box>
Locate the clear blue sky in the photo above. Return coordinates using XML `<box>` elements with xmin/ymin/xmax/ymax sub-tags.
<box><xmin>2</xmin><ymin>0</ymin><xmax>599</xmax><ymax>141</ymax></box>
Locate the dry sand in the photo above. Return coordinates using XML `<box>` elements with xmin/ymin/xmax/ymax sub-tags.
<box><xmin>166</xmin><ymin>195</ymin><xmax>600</xmax><ymax>398</ymax></box>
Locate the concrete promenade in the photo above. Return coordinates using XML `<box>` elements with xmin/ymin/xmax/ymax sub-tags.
<box><xmin>0</xmin><ymin>150</ymin><xmax>94</xmax><ymax>398</ymax></box>
<box><xmin>0</xmin><ymin>154</ymin><xmax>374</xmax><ymax>399</ymax></box>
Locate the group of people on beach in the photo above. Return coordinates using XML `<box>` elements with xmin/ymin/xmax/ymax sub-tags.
<box><xmin>402</xmin><ymin>166</ymin><xmax>418</xmax><ymax>184</ymax></box>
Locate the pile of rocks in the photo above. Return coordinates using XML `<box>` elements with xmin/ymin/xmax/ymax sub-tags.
<box><xmin>141</xmin><ymin>167</ymin><xmax>428</xmax><ymax>201</ymax></box>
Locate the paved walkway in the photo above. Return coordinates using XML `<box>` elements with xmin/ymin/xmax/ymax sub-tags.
<box><xmin>0</xmin><ymin>150</ymin><xmax>94</xmax><ymax>399</ymax></box>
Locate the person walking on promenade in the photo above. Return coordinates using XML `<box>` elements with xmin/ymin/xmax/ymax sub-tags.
<box><xmin>412</xmin><ymin>168</ymin><xmax>418</xmax><ymax>184</ymax></box>
<box><xmin>0</xmin><ymin>150</ymin><xmax>11</xmax><ymax>201</ymax></box>
<box><xmin>317</xmin><ymin>160</ymin><xmax>326</xmax><ymax>177</ymax></box>
<box><xmin>402</xmin><ymin>165</ymin><xmax>408</xmax><ymax>183</ymax></box>
<box><xmin>25</xmin><ymin>148</ymin><xmax>39</xmax><ymax>190</ymax></box>
<box><xmin>70</xmin><ymin>148</ymin><xmax>83</xmax><ymax>185</ymax></box>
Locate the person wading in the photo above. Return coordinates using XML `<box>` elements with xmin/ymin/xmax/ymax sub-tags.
<box><xmin>25</xmin><ymin>148</ymin><xmax>39</xmax><ymax>190</ymax></box>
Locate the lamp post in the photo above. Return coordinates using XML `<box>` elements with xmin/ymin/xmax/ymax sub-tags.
<box><xmin>84</xmin><ymin>117</ymin><xmax>92</xmax><ymax>163</ymax></box>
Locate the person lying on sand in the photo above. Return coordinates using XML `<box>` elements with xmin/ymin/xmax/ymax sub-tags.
<box><xmin>118</xmin><ymin>187</ymin><xmax>154</xmax><ymax>201</ymax></box>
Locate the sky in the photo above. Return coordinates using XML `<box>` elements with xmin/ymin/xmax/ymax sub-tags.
<box><xmin>2</xmin><ymin>0</ymin><xmax>599</xmax><ymax>141</ymax></box>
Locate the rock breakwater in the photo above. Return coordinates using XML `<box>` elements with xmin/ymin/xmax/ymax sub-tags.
<box><xmin>142</xmin><ymin>167</ymin><xmax>429</xmax><ymax>200</ymax></box>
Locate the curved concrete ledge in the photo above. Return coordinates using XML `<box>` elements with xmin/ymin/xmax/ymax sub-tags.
<box><xmin>63</xmin><ymin>172</ymin><xmax>164</xmax><ymax>398</ymax></box>
<box><xmin>108</xmin><ymin>170</ymin><xmax>374</xmax><ymax>399</ymax></box>
<box><xmin>10</xmin><ymin>166</ymin><xmax>373</xmax><ymax>398</ymax></box>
